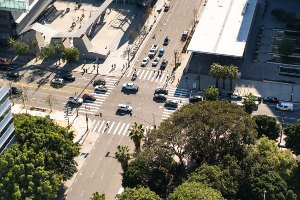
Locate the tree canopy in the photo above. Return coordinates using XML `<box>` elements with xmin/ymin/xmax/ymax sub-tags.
<box><xmin>204</xmin><ymin>86</ymin><xmax>219</xmax><ymax>101</ymax></box>
<box><xmin>62</xmin><ymin>47</ymin><xmax>80</xmax><ymax>63</ymax></box>
<box><xmin>91</xmin><ymin>192</ymin><xmax>105</xmax><ymax>200</ymax></box>
<box><xmin>253</xmin><ymin>115</ymin><xmax>280</xmax><ymax>140</ymax></box>
<box><xmin>285</xmin><ymin>120</ymin><xmax>300</xmax><ymax>155</ymax></box>
<box><xmin>116</xmin><ymin>187</ymin><xmax>162</xmax><ymax>200</ymax></box>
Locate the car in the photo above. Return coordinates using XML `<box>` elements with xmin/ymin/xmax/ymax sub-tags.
<box><xmin>152</xmin><ymin>57</ymin><xmax>160</xmax><ymax>67</ymax></box>
<box><xmin>158</xmin><ymin>48</ymin><xmax>165</xmax><ymax>57</ymax></box>
<box><xmin>155</xmin><ymin>88</ymin><xmax>168</xmax><ymax>95</ymax></box>
<box><xmin>230</xmin><ymin>92</ymin><xmax>242</xmax><ymax>100</ymax></box>
<box><xmin>276</xmin><ymin>102</ymin><xmax>293</xmax><ymax>112</ymax></box>
<box><xmin>164</xmin><ymin>3</ymin><xmax>170</xmax><ymax>12</ymax></box>
<box><xmin>122</xmin><ymin>83</ymin><xmax>139</xmax><ymax>91</ymax></box>
<box><xmin>160</xmin><ymin>60</ymin><xmax>168</xmax><ymax>70</ymax></box>
<box><xmin>95</xmin><ymin>85</ymin><xmax>108</xmax><ymax>92</ymax></box>
<box><xmin>149</xmin><ymin>45</ymin><xmax>159</xmax><ymax>58</ymax></box>
<box><xmin>63</xmin><ymin>74</ymin><xmax>75</xmax><ymax>82</ymax></box>
<box><xmin>154</xmin><ymin>93</ymin><xmax>167</xmax><ymax>101</ymax></box>
<box><xmin>7</xmin><ymin>72</ymin><xmax>20</xmax><ymax>79</ymax></box>
<box><xmin>93</xmin><ymin>79</ymin><xmax>106</xmax><ymax>86</ymax></box>
<box><xmin>189</xmin><ymin>95</ymin><xmax>203</xmax><ymax>103</ymax></box>
<box><xmin>164</xmin><ymin>99</ymin><xmax>180</xmax><ymax>108</ymax></box>
<box><xmin>263</xmin><ymin>96</ymin><xmax>279</xmax><ymax>103</ymax></box>
<box><xmin>68</xmin><ymin>96</ymin><xmax>83</xmax><ymax>105</ymax></box>
<box><xmin>150</xmin><ymin>44</ymin><xmax>159</xmax><ymax>52</ymax></box>
<box><xmin>181</xmin><ymin>31</ymin><xmax>188</xmax><ymax>41</ymax></box>
<box><xmin>163</xmin><ymin>36</ymin><xmax>170</xmax><ymax>45</ymax></box>
<box><xmin>141</xmin><ymin>57</ymin><xmax>149</xmax><ymax>67</ymax></box>
<box><xmin>82</xmin><ymin>94</ymin><xmax>96</xmax><ymax>101</ymax></box>
<box><xmin>10</xmin><ymin>87</ymin><xmax>22</xmax><ymax>95</ymax></box>
<box><xmin>51</xmin><ymin>78</ymin><xmax>64</xmax><ymax>86</ymax></box>
<box><xmin>231</xmin><ymin>101</ymin><xmax>244</xmax><ymax>107</ymax></box>
<box><xmin>117</xmin><ymin>104</ymin><xmax>132</xmax><ymax>112</ymax></box>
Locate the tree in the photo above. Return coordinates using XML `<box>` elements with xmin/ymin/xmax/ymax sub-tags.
<box><xmin>45</xmin><ymin>94</ymin><xmax>56</xmax><ymax>113</ymax></box>
<box><xmin>7</xmin><ymin>37</ymin><xmax>15</xmax><ymax>47</ymax></box>
<box><xmin>38</xmin><ymin>44</ymin><xmax>56</xmax><ymax>60</ymax></box>
<box><xmin>167</xmin><ymin>182</ymin><xmax>224</xmax><ymax>200</ymax></box>
<box><xmin>115</xmin><ymin>145</ymin><xmax>131</xmax><ymax>172</ymax></box>
<box><xmin>253</xmin><ymin>115</ymin><xmax>280</xmax><ymax>140</ymax></box>
<box><xmin>116</xmin><ymin>187</ymin><xmax>162</xmax><ymax>200</ymax></box>
<box><xmin>209</xmin><ymin>63</ymin><xmax>223</xmax><ymax>88</ymax></box>
<box><xmin>13</xmin><ymin>40</ymin><xmax>30</xmax><ymax>56</ymax></box>
<box><xmin>204</xmin><ymin>86</ymin><xmax>219</xmax><ymax>101</ymax></box>
<box><xmin>227</xmin><ymin>65</ymin><xmax>239</xmax><ymax>90</ymax></box>
<box><xmin>220</xmin><ymin>66</ymin><xmax>229</xmax><ymax>90</ymax></box>
<box><xmin>91</xmin><ymin>192</ymin><xmax>105</xmax><ymax>200</ymax></box>
<box><xmin>285</xmin><ymin>120</ymin><xmax>300</xmax><ymax>155</ymax></box>
<box><xmin>243</xmin><ymin>93</ymin><xmax>257</xmax><ymax>114</ymax></box>
<box><xmin>53</xmin><ymin>42</ymin><xmax>64</xmax><ymax>64</ymax></box>
<box><xmin>128</xmin><ymin>122</ymin><xmax>145</xmax><ymax>154</ymax></box>
<box><xmin>62</xmin><ymin>47</ymin><xmax>79</xmax><ymax>63</ymax></box>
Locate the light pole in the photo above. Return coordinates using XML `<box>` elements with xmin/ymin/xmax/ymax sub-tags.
<box><xmin>85</xmin><ymin>105</ymin><xmax>90</xmax><ymax>131</ymax></box>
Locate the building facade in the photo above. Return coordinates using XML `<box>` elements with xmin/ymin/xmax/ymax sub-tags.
<box><xmin>0</xmin><ymin>85</ymin><xmax>15</xmax><ymax>153</ymax></box>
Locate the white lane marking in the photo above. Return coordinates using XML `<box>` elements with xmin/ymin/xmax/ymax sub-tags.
<box><xmin>117</xmin><ymin>123</ymin><xmax>126</xmax><ymax>135</ymax></box>
<box><xmin>160</xmin><ymin>73</ymin><xmax>165</xmax><ymax>82</ymax></box>
<box><xmin>126</xmin><ymin>68</ymin><xmax>133</xmax><ymax>77</ymax></box>
<box><xmin>92</xmin><ymin>121</ymin><xmax>100</xmax><ymax>132</ymax></box>
<box><xmin>151</xmin><ymin>73</ymin><xmax>157</xmax><ymax>81</ymax></box>
<box><xmin>113</xmin><ymin>122</ymin><xmax>121</xmax><ymax>135</ymax></box>
<box><xmin>78</xmin><ymin>110</ymin><xmax>96</xmax><ymax>115</ymax></box>
<box><xmin>147</xmin><ymin>71</ymin><xmax>153</xmax><ymax>80</ymax></box>
<box><xmin>90</xmin><ymin>171</ymin><xmax>94</xmax><ymax>178</ymax></box>
<box><xmin>136</xmin><ymin>69</ymin><xmax>141</xmax><ymax>76</ymax></box>
<box><xmin>97</xmin><ymin>121</ymin><xmax>105</xmax><ymax>133</ymax></box>
<box><xmin>123</xmin><ymin>123</ymin><xmax>131</xmax><ymax>136</ymax></box>
<box><xmin>142</xmin><ymin>70</ymin><xmax>149</xmax><ymax>80</ymax></box>
<box><xmin>139</xmin><ymin>70</ymin><xmax>145</xmax><ymax>79</ymax></box>
<box><xmin>108</xmin><ymin>121</ymin><xmax>115</xmax><ymax>133</ymax></box>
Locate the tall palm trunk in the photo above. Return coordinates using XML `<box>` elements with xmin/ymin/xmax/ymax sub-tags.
<box><xmin>215</xmin><ymin>79</ymin><xmax>219</xmax><ymax>88</ymax></box>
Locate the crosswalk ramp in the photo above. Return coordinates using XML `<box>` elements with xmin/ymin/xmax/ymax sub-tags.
<box><xmin>78</xmin><ymin>77</ymin><xmax>118</xmax><ymax>115</ymax></box>
<box><xmin>161</xmin><ymin>87</ymin><xmax>190</xmax><ymax>120</ymax></box>
<box><xmin>91</xmin><ymin>120</ymin><xmax>153</xmax><ymax>136</ymax></box>
<box><xmin>126</xmin><ymin>68</ymin><xmax>168</xmax><ymax>83</ymax></box>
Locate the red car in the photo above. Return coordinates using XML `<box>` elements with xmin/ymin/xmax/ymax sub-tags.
<box><xmin>82</xmin><ymin>94</ymin><xmax>96</xmax><ymax>101</ymax></box>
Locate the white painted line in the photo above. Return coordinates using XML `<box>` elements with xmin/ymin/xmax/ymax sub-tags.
<box><xmin>142</xmin><ymin>70</ymin><xmax>149</xmax><ymax>80</ymax></box>
<box><xmin>78</xmin><ymin>110</ymin><xmax>96</xmax><ymax>115</ymax></box>
<box><xmin>139</xmin><ymin>70</ymin><xmax>145</xmax><ymax>79</ymax></box>
<box><xmin>108</xmin><ymin>121</ymin><xmax>115</xmax><ymax>133</ymax></box>
<box><xmin>92</xmin><ymin>93</ymin><xmax>108</xmax><ymax>97</ymax></box>
<box><xmin>159</xmin><ymin>74</ymin><xmax>165</xmax><ymax>82</ymax></box>
<box><xmin>113</xmin><ymin>122</ymin><xmax>121</xmax><ymax>135</ymax></box>
<box><xmin>151</xmin><ymin>74</ymin><xmax>156</xmax><ymax>81</ymax></box>
<box><xmin>97</xmin><ymin>121</ymin><xmax>105</xmax><ymax>133</ymax></box>
<box><xmin>81</xmin><ymin>104</ymin><xmax>100</xmax><ymax>109</ymax></box>
<box><xmin>147</xmin><ymin>71</ymin><xmax>153</xmax><ymax>80</ymax></box>
<box><xmin>123</xmin><ymin>123</ymin><xmax>131</xmax><ymax>136</ymax></box>
<box><xmin>136</xmin><ymin>69</ymin><xmax>141</xmax><ymax>76</ymax></box>
<box><xmin>117</xmin><ymin>123</ymin><xmax>126</xmax><ymax>135</ymax></box>
<box><xmin>126</xmin><ymin>68</ymin><xmax>133</xmax><ymax>77</ymax></box>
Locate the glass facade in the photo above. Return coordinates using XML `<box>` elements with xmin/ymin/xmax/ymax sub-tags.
<box><xmin>0</xmin><ymin>0</ymin><xmax>28</xmax><ymax>12</ymax></box>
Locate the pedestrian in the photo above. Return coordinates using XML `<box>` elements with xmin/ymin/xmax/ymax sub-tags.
<box><xmin>93</xmin><ymin>64</ymin><xmax>96</xmax><ymax>70</ymax></box>
<box><xmin>99</xmin><ymin>112</ymin><xmax>102</xmax><ymax>117</ymax></box>
<box><xmin>112</xmin><ymin>64</ymin><xmax>114</xmax><ymax>69</ymax></box>
<box><xmin>106</xmin><ymin>122</ymin><xmax>109</xmax><ymax>128</ymax></box>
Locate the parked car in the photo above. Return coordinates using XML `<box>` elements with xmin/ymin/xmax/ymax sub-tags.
<box><xmin>276</xmin><ymin>102</ymin><xmax>293</xmax><ymax>112</ymax></box>
<box><xmin>82</xmin><ymin>94</ymin><xmax>96</xmax><ymax>101</ymax></box>
<box><xmin>160</xmin><ymin>60</ymin><xmax>168</xmax><ymax>70</ymax></box>
<box><xmin>152</xmin><ymin>57</ymin><xmax>160</xmax><ymax>67</ymax></box>
<box><xmin>63</xmin><ymin>74</ymin><xmax>75</xmax><ymax>82</ymax></box>
<box><xmin>164</xmin><ymin>3</ymin><xmax>170</xmax><ymax>12</ymax></box>
<box><xmin>231</xmin><ymin>101</ymin><xmax>244</xmax><ymax>107</ymax></box>
<box><xmin>51</xmin><ymin>78</ymin><xmax>64</xmax><ymax>86</ymax></box>
<box><xmin>154</xmin><ymin>88</ymin><xmax>168</xmax><ymax>95</ymax></box>
<box><xmin>93</xmin><ymin>79</ymin><xmax>106</xmax><ymax>86</ymax></box>
<box><xmin>158</xmin><ymin>48</ymin><xmax>165</xmax><ymax>57</ymax></box>
<box><xmin>149</xmin><ymin>45</ymin><xmax>158</xmax><ymax>58</ymax></box>
<box><xmin>122</xmin><ymin>83</ymin><xmax>139</xmax><ymax>91</ymax></box>
<box><xmin>118</xmin><ymin>104</ymin><xmax>132</xmax><ymax>112</ymax></box>
<box><xmin>95</xmin><ymin>85</ymin><xmax>108</xmax><ymax>92</ymax></box>
<box><xmin>189</xmin><ymin>95</ymin><xmax>203</xmax><ymax>103</ymax></box>
<box><xmin>153</xmin><ymin>93</ymin><xmax>167</xmax><ymax>101</ymax></box>
<box><xmin>7</xmin><ymin>72</ymin><xmax>20</xmax><ymax>79</ymax></box>
<box><xmin>181</xmin><ymin>31</ymin><xmax>188</xmax><ymax>41</ymax></box>
<box><xmin>228</xmin><ymin>92</ymin><xmax>242</xmax><ymax>100</ymax></box>
<box><xmin>163</xmin><ymin>36</ymin><xmax>170</xmax><ymax>45</ymax></box>
<box><xmin>68</xmin><ymin>96</ymin><xmax>83</xmax><ymax>105</ymax></box>
<box><xmin>263</xmin><ymin>96</ymin><xmax>279</xmax><ymax>103</ymax></box>
<box><xmin>141</xmin><ymin>57</ymin><xmax>149</xmax><ymax>67</ymax></box>
<box><xmin>164</xmin><ymin>99</ymin><xmax>180</xmax><ymax>108</ymax></box>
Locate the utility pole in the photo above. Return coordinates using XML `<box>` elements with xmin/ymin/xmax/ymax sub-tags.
<box><xmin>85</xmin><ymin>105</ymin><xmax>89</xmax><ymax>131</ymax></box>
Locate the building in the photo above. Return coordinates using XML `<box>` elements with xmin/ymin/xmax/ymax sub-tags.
<box><xmin>185</xmin><ymin>0</ymin><xmax>258</xmax><ymax>71</ymax></box>
<box><xmin>0</xmin><ymin>0</ymin><xmax>52</xmax><ymax>43</ymax></box>
<box><xmin>0</xmin><ymin>85</ymin><xmax>15</xmax><ymax>153</ymax></box>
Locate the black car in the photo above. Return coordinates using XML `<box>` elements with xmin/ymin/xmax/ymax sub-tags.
<box><xmin>189</xmin><ymin>95</ymin><xmax>203</xmax><ymax>103</ymax></box>
<box><xmin>160</xmin><ymin>60</ymin><xmax>168</xmax><ymax>70</ymax></box>
<box><xmin>63</xmin><ymin>74</ymin><xmax>75</xmax><ymax>82</ymax></box>
<box><xmin>93</xmin><ymin>79</ymin><xmax>106</xmax><ymax>86</ymax></box>
<box><xmin>154</xmin><ymin>88</ymin><xmax>168</xmax><ymax>95</ymax></box>
<box><xmin>7</xmin><ymin>72</ymin><xmax>20</xmax><ymax>79</ymax></box>
<box><xmin>263</xmin><ymin>96</ymin><xmax>279</xmax><ymax>103</ymax></box>
<box><xmin>163</xmin><ymin>36</ymin><xmax>170</xmax><ymax>45</ymax></box>
<box><xmin>153</xmin><ymin>93</ymin><xmax>167</xmax><ymax>101</ymax></box>
<box><xmin>164</xmin><ymin>4</ymin><xmax>170</xmax><ymax>12</ymax></box>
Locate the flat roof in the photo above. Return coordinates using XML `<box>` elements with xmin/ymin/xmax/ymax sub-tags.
<box><xmin>0</xmin><ymin>0</ymin><xmax>29</xmax><ymax>11</ymax></box>
<box><xmin>188</xmin><ymin>0</ymin><xmax>257</xmax><ymax>58</ymax></box>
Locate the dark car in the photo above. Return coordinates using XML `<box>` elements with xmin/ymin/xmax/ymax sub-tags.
<box><xmin>163</xmin><ymin>36</ymin><xmax>170</xmax><ymax>45</ymax></box>
<box><xmin>153</xmin><ymin>93</ymin><xmax>167</xmax><ymax>101</ymax></box>
<box><xmin>154</xmin><ymin>88</ymin><xmax>168</xmax><ymax>95</ymax></box>
<box><xmin>181</xmin><ymin>31</ymin><xmax>188</xmax><ymax>41</ymax></box>
<box><xmin>10</xmin><ymin>87</ymin><xmax>22</xmax><ymax>95</ymax></box>
<box><xmin>189</xmin><ymin>95</ymin><xmax>203</xmax><ymax>103</ymax></box>
<box><xmin>93</xmin><ymin>79</ymin><xmax>106</xmax><ymax>86</ymax></box>
<box><xmin>263</xmin><ymin>96</ymin><xmax>279</xmax><ymax>103</ymax></box>
<box><xmin>82</xmin><ymin>94</ymin><xmax>96</xmax><ymax>101</ymax></box>
<box><xmin>164</xmin><ymin>4</ymin><xmax>170</xmax><ymax>12</ymax></box>
<box><xmin>7</xmin><ymin>72</ymin><xmax>20</xmax><ymax>79</ymax></box>
<box><xmin>63</xmin><ymin>74</ymin><xmax>75</xmax><ymax>82</ymax></box>
<box><xmin>160</xmin><ymin>60</ymin><xmax>168</xmax><ymax>70</ymax></box>
<box><xmin>164</xmin><ymin>100</ymin><xmax>179</xmax><ymax>108</ymax></box>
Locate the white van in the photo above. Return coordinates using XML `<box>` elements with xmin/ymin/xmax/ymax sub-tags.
<box><xmin>276</xmin><ymin>102</ymin><xmax>293</xmax><ymax>112</ymax></box>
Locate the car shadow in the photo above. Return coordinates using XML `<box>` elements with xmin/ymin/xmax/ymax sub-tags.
<box><xmin>121</xmin><ymin>89</ymin><xmax>138</xmax><ymax>95</ymax></box>
<box><xmin>164</xmin><ymin>106</ymin><xmax>177</xmax><ymax>110</ymax></box>
<box><xmin>153</xmin><ymin>98</ymin><xmax>166</xmax><ymax>103</ymax></box>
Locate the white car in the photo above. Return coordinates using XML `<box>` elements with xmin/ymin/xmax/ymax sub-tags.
<box><xmin>68</xmin><ymin>96</ymin><xmax>83</xmax><ymax>105</ymax></box>
<box><xmin>118</xmin><ymin>104</ymin><xmax>132</xmax><ymax>112</ymax></box>
<box><xmin>141</xmin><ymin>57</ymin><xmax>149</xmax><ymax>67</ymax></box>
<box><xmin>51</xmin><ymin>78</ymin><xmax>64</xmax><ymax>86</ymax></box>
<box><xmin>276</xmin><ymin>102</ymin><xmax>293</xmax><ymax>112</ymax></box>
<box><xmin>231</xmin><ymin>92</ymin><xmax>242</xmax><ymax>99</ymax></box>
<box><xmin>122</xmin><ymin>83</ymin><xmax>139</xmax><ymax>91</ymax></box>
<box><xmin>95</xmin><ymin>85</ymin><xmax>108</xmax><ymax>92</ymax></box>
<box><xmin>150</xmin><ymin>44</ymin><xmax>159</xmax><ymax>52</ymax></box>
<box><xmin>149</xmin><ymin>45</ymin><xmax>158</xmax><ymax>58</ymax></box>
<box><xmin>152</xmin><ymin>57</ymin><xmax>160</xmax><ymax>67</ymax></box>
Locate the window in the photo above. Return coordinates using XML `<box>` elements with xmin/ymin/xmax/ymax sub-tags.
<box><xmin>0</xmin><ymin>118</ymin><xmax>13</xmax><ymax>139</ymax></box>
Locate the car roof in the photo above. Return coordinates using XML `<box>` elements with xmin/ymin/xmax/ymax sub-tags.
<box><xmin>279</xmin><ymin>102</ymin><xmax>293</xmax><ymax>106</ymax></box>
<box><xmin>118</xmin><ymin>104</ymin><xmax>128</xmax><ymax>107</ymax></box>
<box><xmin>127</xmin><ymin>83</ymin><xmax>134</xmax><ymax>85</ymax></box>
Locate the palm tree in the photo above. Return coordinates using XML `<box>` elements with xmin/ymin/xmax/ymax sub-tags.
<box><xmin>128</xmin><ymin>122</ymin><xmax>145</xmax><ymax>153</ymax></box>
<box><xmin>204</xmin><ymin>85</ymin><xmax>219</xmax><ymax>101</ymax></box>
<box><xmin>115</xmin><ymin>145</ymin><xmax>130</xmax><ymax>172</ymax></box>
<box><xmin>221</xmin><ymin>66</ymin><xmax>229</xmax><ymax>90</ymax></box>
<box><xmin>90</xmin><ymin>192</ymin><xmax>105</xmax><ymax>200</ymax></box>
<box><xmin>243</xmin><ymin>93</ymin><xmax>257</xmax><ymax>114</ymax></box>
<box><xmin>209</xmin><ymin>63</ymin><xmax>223</xmax><ymax>88</ymax></box>
<box><xmin>227</xmin><ymin>65</ymin><xmax>240</xmax><ymax>90</ymax></box>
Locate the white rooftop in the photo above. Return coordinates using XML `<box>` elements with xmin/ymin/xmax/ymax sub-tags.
<box><xmin>188</xmin><ymin>0</ymin><xmax>257</xmax><ymax>58</ymax></box>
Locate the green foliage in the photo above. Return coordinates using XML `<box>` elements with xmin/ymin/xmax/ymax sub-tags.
<box><xmin>115</xmin><ymin>145</ymin><xmax>131</xmax><ymax>172</ymax></box>
<box><xmin>285</xmin><ymin>120</ymin><xmax>300</xmax><ymax>155</ymax></box>
<box><xmin>129</xmin><ymin>122</ymin><xmax>145</xmax><ymax>153</ymax></box>
<box><xmin>253</xmin><ymin>115</ymin><xmax>280</xmax><ymax>140</ymax></box>
<box><xmin>279</xmin><ymin>39</ymin><xmax>295</xmax><ymax>56</ymax></box>
<box><xmin>7</xmin><ymin>37</ymin><xmax>15</xmax><ymax>47</ymax></box>
<box><xmin>242</xmin><ymin>93</ymin><xmax>257</xmax><ymax>114</ymax></box>
<box><xmin>204</xmin><ymin>86</ymin><xmax>219</xmax><ymax>101</ymax></box>
<box><xmin>38</xmin><ymin>45</ymin><xmax>56</xmax><ymax>60</ymax></box>
<box><xmin>167</xmin><ymin>182</ymin><xmax>224</xmax><ymax>200</ymax></box>
<box><xmin>62</xmin><ymin>47</ymin><xmax>79</xmax><ymax>63</ymax></box>
<box><xmin>116</xmin><ymin>187</ymin><xmax>162</xmax><ymax>200</ymax></box>
<box><xmin>209</xmin><ymin>63</ymin><xmax>223</xmax><ymax>88</ymax></box>
<box><xmin>14</xmin><ymin>40</ymin><xmax>30</xmax><ymax>55</ymax></box>
<box><xmin>227</xmin><ymin>65</ymin><xmax>240</xmax><ymax>90</ymax></box>
<box><xmin>91</xmin><ymin>192</ymin><xmax>105</xmax><ymax>200</ymax></box>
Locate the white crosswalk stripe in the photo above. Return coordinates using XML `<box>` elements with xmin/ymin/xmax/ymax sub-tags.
<box><xmin>78</xmin><ymin>77</ymin><xmax>118</xmax><ymax>115</ymax></box>
<box><xmin>126</xmin><ymin>68</ymin><xmax>167</xmax><ymax>82</ymax></box>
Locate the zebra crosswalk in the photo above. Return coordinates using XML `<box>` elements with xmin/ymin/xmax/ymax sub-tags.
<box><xmin>126</xmin><ymin>68</ymin><xmax>168</xmax><ymax>83</ymax></box>
<box><xmin>161</xmin><ymin>87</ymin><xmax>190</xmax><ymax>120</ymax></box>
<box><xmin>91</xmin><ymin>120</ymin><xmax>153</xmax><ymax>136</ymax></box>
